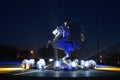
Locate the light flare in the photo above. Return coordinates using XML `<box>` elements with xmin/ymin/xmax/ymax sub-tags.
<box><xmin>0</xmin><ymin>67</ymin><xmax>24</xmax><ymax>73</ymax></box>
<box><xmin>95</xmin><ymin>67</ymin><xmax>120</xmax><ymax>72</ymax></box>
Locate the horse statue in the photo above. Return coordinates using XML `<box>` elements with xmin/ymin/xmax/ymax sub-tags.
<box><xmin>48</xmin><ymin>21</ymin><xmax>81</xmax><ymax>61</ymax></box>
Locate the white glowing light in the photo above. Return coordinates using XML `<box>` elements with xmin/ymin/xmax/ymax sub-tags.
<box><xmin>64</xmin><ymin>22</ymin><xmax>67</xmax><ymax>26</ymax></box>
<box><xmin>38</xmin><ymin>59</ymin><xmax>46</xmax><ymax>66</ymax></box>
<box><xmin>52</xmin><ymin>29</ymin><xmax>58</xmax><ymax>35</ymax></box>
<box><xmin>21</xmin><ymin>59</ymin><xmax>30</xmax><ymax>69</ymax></box>
<box><xmin>37</xmin><ymin>59</ymin><xmax>46</xmax><ymax>70</ymax></box>
<box><xmin>37</xmin><ymin>63</ymin><xmax>43</xmax><ymax>70</ymax></box>
<box><xmin>80</xmin><ymin>60</ymin><xmax>85</xmax><ymax>68</ymax></box>
<box><xmin>75</xmin><ymin>59</ymin><xmax>79</xmax><ymax>63</ymax></box>
<box><xmin>22</xmin><ymin>59</ymin><xmax>29</xmax><ymax>64</ymax></box>
<box><xmin>71</xmin><ymin>61</ymin><xmax>77</xmax><ymax>67</ymax></box>
<box><xmin>29</xmin><ymin>59</ymin><xmax>35</xmax><ymax>66</ymax></box>
<box><xmin>89</xmin><ymin>60</ymin><xmax>96</xmax><ymax>67</ymax></box>
<box><xmin>54</xmin><ymin>61</ymin><xmax>60</xmax><ymax>67</ymax></box>
<box><xmin>49</xmin><ymin>58</ymin><xmax>54</xmax><ymax>62</ymax></box>
<box><xmin>84</xmin><ymin>61</ymin><xmax>90</xmax><ymax>68</ymax></box>
<box><xmin>80</xmin><ymin>60</ymin><xmax>96</xmax><ymax>69</ymax></box>
<box><xmin>71</xmin><ymin>59</ymin><xmax>78</xmax><ymax>68</ymax></box>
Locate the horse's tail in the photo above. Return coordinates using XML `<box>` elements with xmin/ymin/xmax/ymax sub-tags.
<box><xmin>73</xmin><ymin>40</ymin><xmax>81</xmax><ymax>50</ymax></box>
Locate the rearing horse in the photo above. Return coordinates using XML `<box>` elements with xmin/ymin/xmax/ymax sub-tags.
<box><xmin>50</xmin><ymin>25</ymin><xmax>80</xmax><ymax>60</ymax></box>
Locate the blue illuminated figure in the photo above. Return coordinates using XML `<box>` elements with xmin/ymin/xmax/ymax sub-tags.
<box><xmin>50</xmin><ymin>21</ymin><xmax>80</xmax><ymax>61</ymax></box>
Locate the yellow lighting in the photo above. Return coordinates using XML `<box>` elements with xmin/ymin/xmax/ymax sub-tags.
<box><xmin>0</xmin><ymin>67</ymin><xmax>24</xmax><ymax>73</ymax></box>
<box><xmin>21</xmin><ymin>64</ymin><xmax>30</xmax><ymax>69</ymax></box>
<box><xmin>0</xmin><ymin>68</ymin><xmax>23</xmax><ymax>71</ymax></box>
<box><xmin>95</xmin><ymin>67</ymin><xmax>120</xmax><ymax>72</ymax></box>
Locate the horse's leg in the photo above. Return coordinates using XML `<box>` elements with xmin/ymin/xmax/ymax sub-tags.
<box><xmin>46</xmin><ymin>40</ymin><xmax>57</xmax><ymax>48</ymax></box>
<box><xmin>62</xmin><ymin>52</ymin><xmax>70</xmax><ymax>62</ymax></box>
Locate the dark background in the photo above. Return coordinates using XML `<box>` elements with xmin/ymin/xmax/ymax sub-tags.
<box><xmin>0</xmin><ymin>0</ymin><xmax>120</xmax><ymax>59</ymax></box>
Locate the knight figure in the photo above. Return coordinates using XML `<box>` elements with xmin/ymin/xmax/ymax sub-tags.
<box><xmin>48</xmin><ymin>20</ymin><xmax>80</xmax><ymax>61</ymax></box>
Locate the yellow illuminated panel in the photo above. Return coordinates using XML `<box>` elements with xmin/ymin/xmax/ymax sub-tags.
<box><xmin>21</xmin><ymin>64</ymin><xmax>30</xmax><ymax>69</ymax></box>
<box><xmin>95</xmin><ymin>67</ymin><xmax>120</xmax><ymax>72</ymax></box>
<box><xmin>0</xmin><ymin>67</ymin><xmax>24</xmax><ymax>73</ymax></box>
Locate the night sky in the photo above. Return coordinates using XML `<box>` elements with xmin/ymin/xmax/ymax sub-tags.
<box><xmin>0</xmin><ymin>0</ymin><xmax>120</xmax><ymax>56</ymax></box>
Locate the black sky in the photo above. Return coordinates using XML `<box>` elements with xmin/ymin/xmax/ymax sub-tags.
<box><xmin>0</xmin><ymin>0</ymin><xmax>120</xmax><ymax>55</ymax></box>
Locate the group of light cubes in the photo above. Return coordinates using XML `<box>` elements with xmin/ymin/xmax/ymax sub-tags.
<box><xmin>21</xmin><ymin>59</ymin><xmax>96</xmax><ymax>70</ymax></box>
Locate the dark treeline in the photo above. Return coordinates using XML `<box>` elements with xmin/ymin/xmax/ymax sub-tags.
<box><xmin>0</xmin><ymin>45</ymin><xmax>20</xmax><ymax>61</ymax></box>
<box><xmin>0</xmin><ymin>44</ymin><xmax>120</xmax><ymax>66</ymax></box>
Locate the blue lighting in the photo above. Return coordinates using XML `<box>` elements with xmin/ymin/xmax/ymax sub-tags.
<box><xmin>52</xmin><ymin>23</ymin><xmax>81</xmax><ymax>60</ymax></box>
<box><xmin>60</xmin><ymin>65</ymin><xmax>72</xmax><ymax>71</ymax></box>
<box><xmin>0</xmin><ymin>61</ymin><xmax>21</xmax><ymax>65</ymax></box>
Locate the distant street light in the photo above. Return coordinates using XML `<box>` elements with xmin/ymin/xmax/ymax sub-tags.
<box><xmin>30</xmin><ymin>50</ymin><xmax>34</xmax><ymax>55</ymax></box>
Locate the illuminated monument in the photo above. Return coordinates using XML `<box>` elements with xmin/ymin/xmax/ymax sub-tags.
<box><xmin>49</xmin><ymin>20</ymin><xmax>80</xmax><ymax>61</ymax></box>
<box><xmin>21</xmin><ymin>20</ymin><xmax>96</xmax><ymax>71</ymax></box>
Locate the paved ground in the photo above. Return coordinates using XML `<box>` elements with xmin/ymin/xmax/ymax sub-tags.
<box><xmin>0</xmin><ymin>62</ymin><xmax>120</xmax><ymax>80</ymax></box>
<box><xmin>13</xmin><ymin>69</ymin><xmax>120</xmax><ymax>77</ymax></box>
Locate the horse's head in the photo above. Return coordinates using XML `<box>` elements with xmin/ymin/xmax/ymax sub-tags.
<box><xmin>52</xmin><ymin>26</ymin><xmax>63</xmax><ymax>37</ymax></box>
<box><xmin>52</xmin><ymin>27</ymin><xmax>58</xmax><ymax>36</ymax></box>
